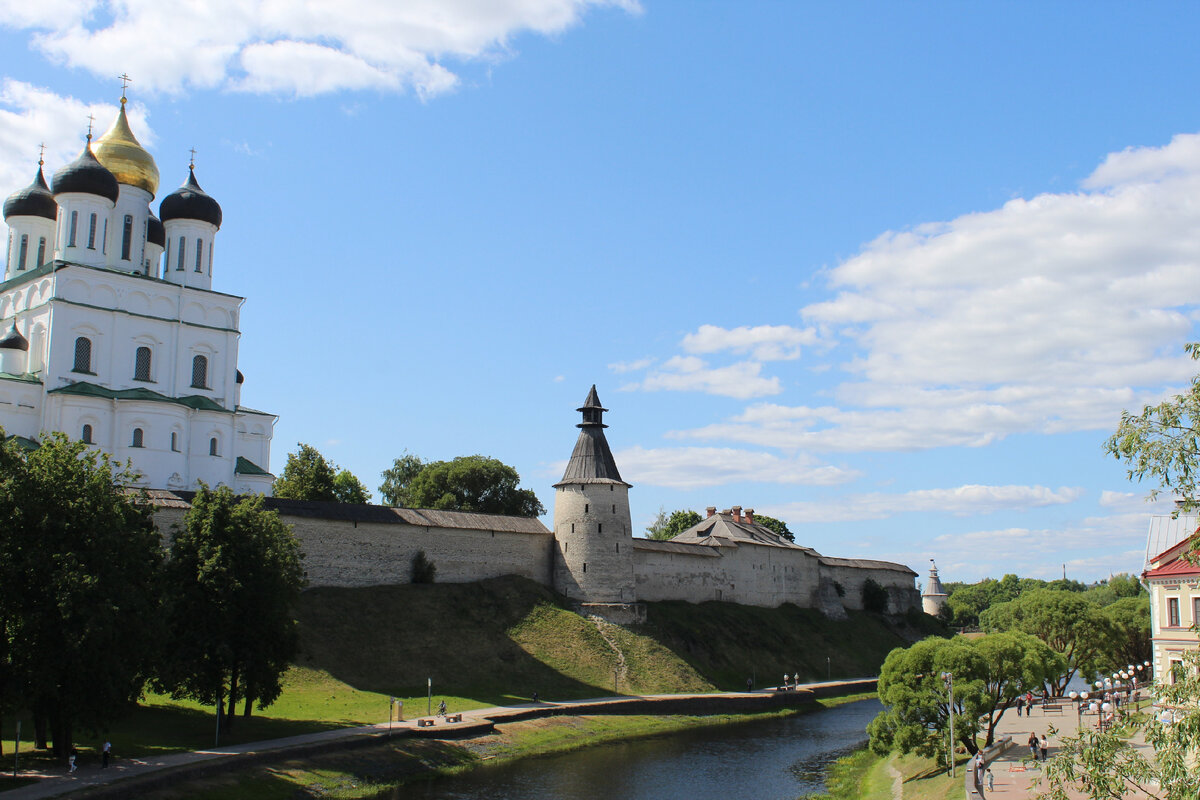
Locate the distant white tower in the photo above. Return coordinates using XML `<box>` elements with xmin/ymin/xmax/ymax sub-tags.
<box><xmin>921</xmin><ymin>559</ymin><xmax>948</xmax><ymax>616</ymax></box>
<box><xmin>552</xmin><ymin>386</ymin><xmax>640</xmax><ymax>616</ymax></box>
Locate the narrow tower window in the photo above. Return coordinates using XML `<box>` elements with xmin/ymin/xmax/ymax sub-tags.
<box><xmin>170</xmin><ymin>432</ymin><xmax>179</xmax><ymax>452</ymax></box>
<box><xmin>195</xmin><ymin>238</ymin><xmax>203</xmax><ymax>272</ymax></box>
<box><xmin>177</xmin><ymin>238</ymin><xmax>185</xmax><ymax>271</ymax></box>
<box><xmin>102</xmin><ymin>218</ymin><xmax>107</xmax><ymax>254</ymax></box>
<box><xmin>131</xmin><ymin>428</ymin><xmax>144</xmax><ymax>448</ymax></box>
<box><xmin>72</xmin><ymin>337</ymin><xmax>92</xmax><ymax>373</ymax></box>
<box><xmin>134</xmin><ymin>346</ymin><xmax>152</xmax><ymax>381</ymax></box>
<box><xmin>121</xmin><ymin>215</ymin><xmax>133</xmax><ymax>261</ymax></box>
<box><xmin>81</xmin><ymin>424</ymin><xmax>93</xmax><ymax>444</ymax></box>
<box><xmin>598</xmin><ymin>524</ymin><xmax>603</xmax><ymax>533</ymax></box>
<box><xmin>17</xmin><ymin>235</ymin><xmax>27</xmax><ymax>270</ymax></box>
<box><xmin>208</xmin><ymin>244</ymin><xmax>213</xmax><ymax>275</ymax></box>
<box><xmin>68</xmin><ymin>211</ymin><xmax>78</xmax><ymax>247</ymax></box>
<box><xmin>87</xmin><ymin>213</ymin><xmax>97</xmax><ymax>249</ymax></box>
<box><xmin>209</xmin><ymin>437</ymin><xmax>219</xmax><ymax>456</ymax></box>
<box><xmin>584</xmin><ymin>504</ymin><xmax>589</xmax><ymax>514</ymax></box>
<box><xmin>191</xmin><ymin>355</ymin><xmax>208</xmax><ymax>388</ymax></box>
<box><xmin>36</xmin><ymin>237</ymin><xmax>45</xmax><ymax>266</ymax></box>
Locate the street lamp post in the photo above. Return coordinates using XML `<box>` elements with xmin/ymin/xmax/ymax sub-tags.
<box><xmin>942</xmin><ymin>672</ymin><xmax>955</xmax><ymax>778</ymax></box>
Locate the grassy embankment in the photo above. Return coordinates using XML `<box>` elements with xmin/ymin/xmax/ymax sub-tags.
<box><xmin>811</xmin><ymin>749</ymin><xmax>969</xmax><ymax>800</ymax></box>
<box><xmin>0</xmin><ymin>576</ymin><xmax>944</xmax><ymax>791</ymax></box>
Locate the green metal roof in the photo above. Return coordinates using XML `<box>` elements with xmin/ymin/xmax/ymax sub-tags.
<box><xmin>0</xmin><ymin>371</ymin><xmax>42</xmax><ymax>384</ymax></box>
<box><xmin>3</xmin><ymin>434</ymin><xmax>40</xmax><ymax>451</ymax></box>
<box><xmin>48</xmin><ymin>381</ymin><xmax>233</xmax><ymax>413</ymax></box>
<box><xmin>235</xmin><ymin>456</ymin><xmax>272</xmax><ymax>476</ymax></box>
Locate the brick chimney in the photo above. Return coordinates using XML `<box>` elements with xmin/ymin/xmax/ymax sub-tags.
<box><xmin>731</xmin><ymin>506</ymin><xmax>742</xmax><ymax>523</ymax></box>
<box><xmin>744</xmin><ymin>508</ymin><xmax>754</xmax><ymax>524</ymax></box>
<box><xmin>706</xmin><ymin>506</ymin><xmax>717</xmax><ymax>518</ymax></box>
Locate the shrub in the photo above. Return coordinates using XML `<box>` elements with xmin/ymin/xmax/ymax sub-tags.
<box><xmin>862</xmin><ymin>578</ymin><xmax>889</xmax><ymax>614</ymax></box>
<box><xmin>411</xmin><ymin>550</ymin><xmax>437</xmax><ymax>583</ymax></box>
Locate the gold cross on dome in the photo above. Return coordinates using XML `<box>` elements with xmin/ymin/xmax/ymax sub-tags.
<box><xmin>38</xmin><ymin>143</ymin><xmax>45</xmax><ymax>167</ymax></box>
<box><xmin>188</xmin><ymin>147</ymin><xmax>197</xmax><ymax>169</ymax></box>
<box><xmin>86</xmin><ymin>114</ymin><xmax>96</xmax><ymax>140</ymax></box>
<box><xmin>119</xmin><ymin>73</ymin><xmax>132</xmax><ymax>98</ymax></box>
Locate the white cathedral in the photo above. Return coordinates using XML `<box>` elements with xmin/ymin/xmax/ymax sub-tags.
<box><xmin>0</xmin><ymin>93</ymin><xmax>275</xmax><ymax>494</ymax></box>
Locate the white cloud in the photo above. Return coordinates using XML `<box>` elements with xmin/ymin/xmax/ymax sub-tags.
<box><xmin>760</xmin><ymin>484</ymin><xmax>1084</xmax><ymax>524</ymax></box>
<box><xmin>633</xmin><ymin>356</ymin><xmax>782</xmax><ymax>400</ymax></box>
<box><xmin>682</xmin><ymin>324</ymin><xmax>820</xmax><ymax>361</ymax></box>
<box><xmin>0</xmin><ymin>0</ymin><xmax>641</xmax><ymax>98</ymax></box>
<box><xmin>608</xmin><ymin>357</ymin><xmax>654</xmax><ymax>374</ymax></box>
<box><xmin>665</xmin><ymin>132</ymin><xmax>1200</xmax><ymax>452</ymax></box>
<box><xmin>548</xmin><ymin>445</ymin><xmax>861</xmax><ymax>490</ymax></box>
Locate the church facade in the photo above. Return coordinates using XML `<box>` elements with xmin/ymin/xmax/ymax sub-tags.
<box><xmin>0</xmin><ymin>95</ymin><xmax>275</xmax><ymax>494</ymax></box>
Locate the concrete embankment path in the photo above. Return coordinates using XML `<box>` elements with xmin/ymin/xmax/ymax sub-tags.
<box><xmin>2</xmin><ymin>679</ymin><xmax>876</xmax><ymax>799</ymax></box>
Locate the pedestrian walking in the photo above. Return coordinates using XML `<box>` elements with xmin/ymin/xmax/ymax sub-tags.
<box><xmin>973</xmin><ymin>753</ymin><xmax>985</xmax><ymax>789</ymax></box>
<box><xmin>746</xmin><ymin>677</ymin><xmax>753</xmax><ymax>692</ymax></box>
<box><xmin>986</xmin><ymin>768</ymin><xmax>994</xmax><ymax>792</ymax></box>
<box><xmin>437</xmin><ymin>700</ymin><xmax>446</xmax><ymax>717</ymax></box>
<box><xmin>102</xmin><ymin>740</ymin><xmax>111</xmax><ymax>768</ymax></box>
<box><xmin>1028</xmin><ymin>731</ymin><xmax>1039</xmax><ymax>761</ymax></box>
<box><xmin>1040</xmin><ymin>734</ymin><xmax>1048</xmax><ymax>762</ymax></box>
<box><xmin>1016</xmin><ymin>695</ymin><xmax>1023</xmax><ymax>716</ymax></box>
<box><xmin>68</xmin><ymin>748</ymin><xmax>78</xmax><ymax>773</ymax></box>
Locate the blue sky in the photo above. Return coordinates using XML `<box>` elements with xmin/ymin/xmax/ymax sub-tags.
<box><xmin>3</xmin><ymin>1</ymin><xmax>1199</xmax><ymax>583</ymax></box>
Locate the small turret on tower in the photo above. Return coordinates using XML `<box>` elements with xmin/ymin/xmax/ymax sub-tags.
<box><xmin>921</xmin><ymin>559</ymin><xmax>949</xmax><ymax>617</ymax></box>
<box><xmin>552</xmin><ymin>386</ymin><xmax>641</xmax><ymax>620</ymax></box>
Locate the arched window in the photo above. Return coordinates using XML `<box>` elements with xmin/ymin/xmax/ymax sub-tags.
<box><xmin>208</xmin><ymin>244</ymin><xmax>213</xmax><ymax>275</ymax></box>
<box><xmin>81</xmin><ymin>424</ymin><xmax>93</xmax><ymax>444</ymax></box>
<box><xmin>87</xmin><ymin>213</ymin><xmax>97</xmax><ymax>249</ymax></box>
<box><xmin>68</xmin><ymin>210</ymin><xmax>78</xmax><ymax>247</ymax></box>
<box><xmin>134</xmin><ymin>346</ymin><xmax>152</xmax><ymax>381</ymax></box>
<box><xmin>176</xmin><ymin>238</ymin><xmax>185</xmax><ymax>271</ymax></box>
<box><xmin>72</xmin><ymin>336</ymin><xmax>92</xmax><ymax>373</ymax></box>
<box><xmin>195</xmin><ymin>238</ymin><xmax>203</xmax><ymax>272</ymax></box>
<box><xmin>209</xmin><ymin>437</ymin><xmax>219</xmax><ymax>456</ymax></box>
<box><xmin>131</xmin><ymin>428</ymin><xmax>144</xmax><ymax>448</ymax></box>
<box><xmin>121</xmin><ymin>215</ymin><xmax>133</xmax><ymax>261</ymax></box>
<box><xmin>191</xmin><ymin>355</ymin><xmax>208</xmax><ymax>388</ymax></box>
<box><xmin>36</xmin><ymin>237</ymin><xmax>45</xmax><ymax>266</ymax></box>
<box><xmin>101</xmin><ymin>218</ymin><xmax>107</xmax><ymax>254</ymax></box>
<box><xmin>17</xmin><ymin>235</ymin><xmax>27</xmax><ymax>270</ymax></box>
<box><xmin>170</xmin><ymin>432</ymin><xmax>179</xmax><ymax>452</ymax></box>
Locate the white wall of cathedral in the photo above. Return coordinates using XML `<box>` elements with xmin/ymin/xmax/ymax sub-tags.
<box><xmin>5</xmin><ymin>216</ymin><xmax>56</xmax><ymax>279</ymax></box>
<box><xmin>0</xmin><ymin>377</ymin><xmax>41</xmax><ymax>437</ymax></box>
<box><xmin>145</xmin><ymin>241</ymin><xmax>164</xmax><ymax>276</ymax></box>
<box><xmin>235</xmin><ymin>410</ymin><xmax>273</xmax><ymax>469</ymax></box>
<box><xmin>106</xmin><ymin>185</ymin><xmax>152</xmax><ymax>275</ymax></box>
<box><xmin>54</xmin><ymin>194</ymin><xmax>115</xmax><ymax>267</ymax></box>
<box><xmin>161</xmin><ymin>219</ymin><xmax>216</xmax><ymax>290</ymax></box>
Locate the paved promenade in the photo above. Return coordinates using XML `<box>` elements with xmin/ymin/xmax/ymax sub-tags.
<box><xmin>1</xmin><ymin>679</ymin><xmax>873</xmax><ymax>799</ymax></box>
<box><xmin>975</xmin><ymin>701</ymin><xmax>1152</xmax><ymax>799</ymax></box>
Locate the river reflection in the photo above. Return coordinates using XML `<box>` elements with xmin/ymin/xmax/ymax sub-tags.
<box><xmin>385</xmin><ymin>697</ymin><xmax>882</xmax><ymax>800</ymax></box>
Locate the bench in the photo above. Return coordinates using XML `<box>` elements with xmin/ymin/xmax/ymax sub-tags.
<box><xmin>417</xmin><ymin>718</ymin><xmax>436</xmax><ymax>727</ymax></box>
<box><xmin>446</xmin><ymin>713</ymin><xmax>462</xmax><ymax>723</ymax></box>
<box><xmin>1042</xmin><ymin>704</ymin><xmax>1063</xmax><ymax>714</ymax></box>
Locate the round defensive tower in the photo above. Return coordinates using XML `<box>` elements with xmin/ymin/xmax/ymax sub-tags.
<box><xmin>921</xmin><ymin>559</ymin><xmax>949</xmax><ymax>616</ymax></box>
<box><xmin>552</xmin><ymin>386</ymin><xmax>637</xmax><ymax>607</ymax></box>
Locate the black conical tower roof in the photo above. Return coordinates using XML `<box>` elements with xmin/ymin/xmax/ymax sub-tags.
<box><xmin>52</xmin><ymin>143</ymin><xmax>119</xmax><ymax>203</ymax></box>
<box><xmin>555</xmin><ymin>385</ymin><xmax>630</xmax><ymax>487</ymax></box>
<box><xmin>4</xmin><ymin>166</ymin><xmax>57</xmax><ymax>221</ymax></box>
<box><xmin>160</xmin><ymin>166</ymin><xmax>222</xmax><ymax>228</ymax></box>
<box><xmin>0</xmin><ymin>322</ymin><xmax>29</xmax><ymax>352</ymax></box>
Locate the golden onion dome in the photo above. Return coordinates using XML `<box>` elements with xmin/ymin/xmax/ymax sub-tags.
<box><xmin>93</xmin><ymin>98</ymin><xmax>160</xmax><ymax>198</ymax></box>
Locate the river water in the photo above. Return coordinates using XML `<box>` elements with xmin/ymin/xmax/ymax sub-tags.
<box><xmin>385</xmin><ymin>698</ymin><xmax>882</xmax><ymax>800</ymax></box>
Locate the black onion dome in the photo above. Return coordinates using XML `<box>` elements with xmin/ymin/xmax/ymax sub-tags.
<box><xmin>0</xmin><ymin>323</ymin><xmax>29</xmax><ymax>352</ymax></box>
<box><xmin>147</xmin><ymin>213</ymin><xmax>165</xmax><ymax>246</ymax></box>
<box><xmin>52</xmin><ymin>143</ymin><xmax>119</xmax><ymax>203</ymax></box>
<box><xmin>160</xmin><ymin>167</ymin><xmax>222</xmax><ymax>228</ymax></box>
<box><xmin>4</xmin><ymin>167</ymin><xmax>57</xmax><ymax>221</ymax></box>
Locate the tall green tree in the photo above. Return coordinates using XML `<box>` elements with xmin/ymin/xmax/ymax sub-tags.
<box><xmin>384</xmin><ymin>454</ymin><xmax>544</xmax><ymax>516</ymax></box>
<box><xmin>158</xmin><ymin>485</ymin><xmax>305</xmax><ymax>731</ymax></box>
<box><xmin>868</xmin><ymin>632</ymin><xmax>1064</xmax><ymax>765</ymax></box>
<box><xmin>980</xmin><ymin>589</ymin><xmax>1110</xmax><ymax>695</ymax></box>
<box><xmin>1106</xmin><ymin>342</ymin><xmax>1200</xmax><ymax>508</ymax></box>
<box><xmin>1095</xmin><ymin>595</ymin><xmax>1152</xmax><ymax>674</ymax></box>
<box><xmin>273</xmin><ymin>443</ymin><xmax>370</xmax><ymax>503</ymax></box>
<box><xmin>0</xmin><ymin>432</ymin><xmax>164</xmax><ymax>756</ymax></box>
<box><xmin>378</xmin><ymin>452</ymin><xmax>425</xmax><ymax>507</ymax></box>
<box><xmin>645</xmin><ymin>508</ymin><xmax>702</xmax><ymax>540</ymax></box>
